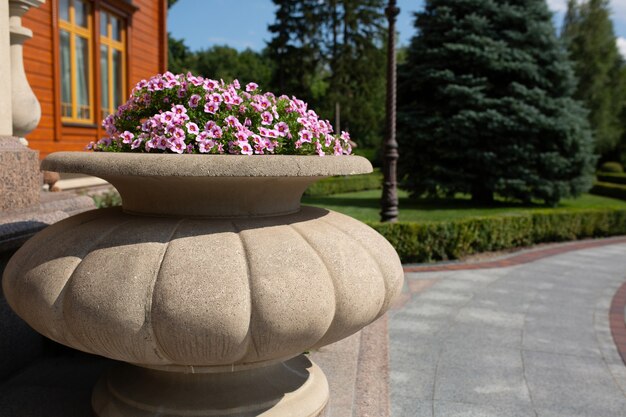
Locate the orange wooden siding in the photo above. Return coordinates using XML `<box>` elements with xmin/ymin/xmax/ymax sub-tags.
<box><xmin>22</xmin><ymin>0</ymin><xmax>167</xmax><ymax>158</ymax></box>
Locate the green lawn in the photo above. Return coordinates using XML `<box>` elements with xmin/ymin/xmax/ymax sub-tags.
<box><xmin>302</xmin><ymin>190</ymin><xmax>626</xmax><ymax>222</ymax></box>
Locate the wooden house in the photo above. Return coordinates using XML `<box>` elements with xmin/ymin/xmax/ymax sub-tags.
<box><xmin>23</xmin><ymin>0</ymin><xmax>167</xmax><ymax>158</ymax></box>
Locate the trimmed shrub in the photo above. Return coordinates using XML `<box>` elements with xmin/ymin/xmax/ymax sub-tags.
<box><xmin>92</xmin><ymin>190</ymin><xmax>122</xmax><ymax>208</ymax></box>
<box><xmin>596</xmin><ymin>173</ymin><xmax>626</xmax><ymax>186</ymax></box>
<box><xmin>598</xmin><ymin>161</ymin><xmax>624</xmax><ymax>174</ymax></box>
<box><xmin>367</xmin><ymin>208</ymin><xmax>626</xmax><ymax>263</ymax></box>
<box><xmin>304</xmin><ymin>170</ymin><xmax>382</xmax><ymax>197</ymax></box>
<box><xmin>590</xmin><ymin>182</ymin><xmax>626</xmax><ymax>201</ymax></box>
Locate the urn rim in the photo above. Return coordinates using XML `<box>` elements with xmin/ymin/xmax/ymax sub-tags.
<box><xmin>41</xmin><ymin>152</ymin><xmax>373</xmax><ymax>178</ymax></box>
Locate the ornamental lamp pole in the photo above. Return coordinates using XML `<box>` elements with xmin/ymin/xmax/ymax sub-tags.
<box><xmin>381</xmin><ymin>0</ymin><xmax>399</xmax><ymax>222</ymax></box>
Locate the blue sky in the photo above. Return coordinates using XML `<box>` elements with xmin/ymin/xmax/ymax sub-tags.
<box><xmin>168</xmin><ymin>0</ymin><xmax>626</xmax><ymax>57</ymax></box>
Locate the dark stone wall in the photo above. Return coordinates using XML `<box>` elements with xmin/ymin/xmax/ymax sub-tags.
<box><xmin>0</xmin><ymin>250</ymin><xmax>44</xmax><ymax>382</ymax></box>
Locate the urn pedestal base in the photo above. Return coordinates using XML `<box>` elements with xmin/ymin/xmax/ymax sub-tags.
<box><xmin>92</xmin><ymin>355</ymin><xmax>328</xmax><ymax>417</ymax></box>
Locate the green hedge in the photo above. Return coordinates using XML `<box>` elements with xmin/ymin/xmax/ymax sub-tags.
<box><xmin>598</xmin><ymin>161</ymin><xmax>624</xmax><ymax>174</ymax></box>
<box><xmin>367</xmin><ymin>208</ymin><xmax>626</xmax><ymax>263</ymax></box>
<box><xmin>590</xmin><ymin>182</ymin><xmax>626</xmax><ymax>201</ymax></box>
<box><xmin>596</xmin><ymin>173</ymin><xmax>626</xmax><ymax>186</ymax></box>
<box><xmin>304</xmin><ymin>170</ymin><xmax>382</xmax><ymax>197</ymax></box>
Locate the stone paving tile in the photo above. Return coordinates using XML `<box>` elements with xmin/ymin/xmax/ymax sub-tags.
<box><xmin>443</xmin><ymin>322</ymin><xmax>523</xmax><ymax>349</ymax></box>
<box><xmin>391</xmin><ymin>395</ymin><xmax>432</xmax><ymax>417</ymax></box>
<box><xmin>390</xmin><ymin>243</ymin><xmax>626</xmax><ymax>417</ymax></box>
<box><xmin>434</xmin><ymin>346</ymin><xmax>532</xmax><ymax>406</ymax></box>
<box><xmin>433</xmin><ymin>400</ymin><xmax>536</xmax><ymax>417</ymax></box>
<box><xmin>536</xmin><ymin>408</ymin><xmax>626</xmax><ymax>417</ymax></box>
<box><xmin>390</xmin><ymin>363</ymin><xmax>436</xmax><ymax>402</ymax></box>
<box><xmin>523</xmin><ymin>349</ymin><xmax>626</xmax><ymax>417</ymax></box>
<box><xmin>411</xmin><ymin>289</ymin><xmax>473</xmax><ymax>305</ymax></box>
<box><xmin>454</xmin><ymin>306</ymin><xmax>526</xmax><ymax>329</ymax></box>
<box><xmin>523</xmin><ymin>322</ymin><xmax>603</xmax><ymax>358</ymax></box>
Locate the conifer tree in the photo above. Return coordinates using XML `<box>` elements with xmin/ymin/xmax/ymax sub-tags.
<box><xmin>562</xmin><ymin>0</ymin><xmax>625</xmax><ymax>161</ymax></box>
<box><xmin>397</xmin><ymin>0</ymin><xmax>596</xmax><ymax>205</ymax></box>
<box><xmin>266</xmin><ymin>0</ymin><xmax>387</xmax><ymax>148</ymax></box>
<box><xmin>266</xmin><ymin>0</ymin><xmax>325</xmax><ymax>103</ymax></box>
<box><xmin>324</xmin><ymin>0</ymin><xmax>387</xmax><ymax>147</ymax></box>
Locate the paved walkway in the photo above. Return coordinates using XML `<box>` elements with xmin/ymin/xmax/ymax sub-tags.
<box><xmin>389</xmin><ymin>242</ymin><xmax>626</xmax><ymax>417</ymax></box>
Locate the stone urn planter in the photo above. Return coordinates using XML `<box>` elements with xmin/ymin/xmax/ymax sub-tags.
<box><xmin>2</xmin><ymin>152</ymin><xmax>404</xmax><ymax>417</ymax></box>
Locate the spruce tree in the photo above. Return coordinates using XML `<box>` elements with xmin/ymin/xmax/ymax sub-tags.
<box><xmin>397</xmin><ymin>0</ymin><xmax>596</xmax><ymax>205</ymax></box>
<box><xmin>562</xmin><ymin>0</ymin><xmax>625</xmax><ymax>161</ymax></box>
<box><xmin>266</xmin><ymin>0</ymin><xmax>325</xmax><ymax>103</ymax></box>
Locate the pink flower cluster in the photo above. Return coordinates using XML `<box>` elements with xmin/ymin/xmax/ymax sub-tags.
<box><xmin>89</xmin><ymin>72</ymin><xmax>352</xmax><ymax>156</ymax></box>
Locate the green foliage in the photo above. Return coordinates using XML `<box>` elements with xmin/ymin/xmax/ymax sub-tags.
<box><xmin>304</xmin><ymin>170</ymin><xmax>382</xmax><ymax>197</ymax></box>
<box><xmin>168</xmin><ymin>34</ymin><xmax>195</xmax><ymax>75</ymax></box>
<box><xmin>597</xmin><ymin>173</ymin><xmax>626</xmax><ymax>185</ymax></box>
<box><xmin>352</xmin><ymin>147</ymin><xmax>380</xmax><ymax>167</ymax></box>
<box><xmin>562</xmin><ymin>0</ymin><xmax>625</xmax><ymax>160</ymax></box>
<box><xmin>367</xmin><ymin>208</ymin><xmax>626</xmax><ymax>263</ymax></box>
<box><xmin>266</xmin><ymin>0</ymin><xmax>326</xmax><ymax>103</ymax></box>
<box><xmin>266</xmin><ymin>0</ymin><xmax>387</xmax><ymax>149</ymax></box>
<box><xmin>397</xmin><ymin>0</ymin><xmax>596</xmax><ymax>206</ymax></box>
<box><xmin>194</xmin><ymin>46</ymin><xmax>274</xmax><ymax>88</ymax></box>
<box><xmin>167</xmin><ymin>39</ymin><xmax>274</xmax><ymax>89</ymax></box>
<box><xmin>92</xmin><ymin>190</ymin><xmax>122</xmax><ymax>208</ymax></box>
<box><xmin>590</xmin><ymin>181</ymin><xmax>626</xmax><ymax>200</ymax></box>
<box><xmin>321</xmin><ymin>0</ymin><xmax>387</xmax><ymax>148</ymax></box>
<box><xmin>598</xmin><ymin>161</ymin><xmax>624</xmax><ymax>173</ymax></box>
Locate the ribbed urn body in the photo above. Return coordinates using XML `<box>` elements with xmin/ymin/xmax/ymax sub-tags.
<box><xmin>2</xmin><ymin>153</ymin><xmax>404</xmax><ymax>372</ymax></box>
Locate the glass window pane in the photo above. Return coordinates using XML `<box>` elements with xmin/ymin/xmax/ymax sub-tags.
<box><xmin>100</xmin><ymin>45</ymin><xmax>109</xmax><ymax>117</ymax></box>
<box><xmin>59</xmin><ymin>0</ymin><xmax>70</xmax><ymax>22</ymax></box>
<box><xmin>74</xmin><ymin>0</ymin><xmax>89</xmax><ymax>28</ymax></box>
<box><xmin>60</xmin><ymin>30</ymin><xmax>72</xmax><ymax>118</ymax></box>
<box><xmin>75</xmin><ymin>36</ymin><xmax>90</xmax><ymax>120</ymax></box>
<box><xmin>112</xmin><ymin>49</ymin><xmax>123</xmax><ymax>109</ymax></box>
<box><xmin>111</xmin><ymin>16</ymin><xmax>121</xmax><ymax>41</ymax></box>
<box><xmin>100</xmin><ymin>11</ymin><xmax>108</xmax><ymax>37</ymax></box>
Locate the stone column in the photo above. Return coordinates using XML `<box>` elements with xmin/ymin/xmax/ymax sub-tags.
<box><xmin>0</xmin><ymin>0</ymin><xmax>12</xmax><ymax>136</ymax></box>
<box><xmin>9</xmin><ymin>0</ymin><xmax>43</xmax><ymax>138</ymax></box>
<box><xmin>0</xmin><ymin>0</ymin><xmax>44</xmax><ymax>212</ymax></box>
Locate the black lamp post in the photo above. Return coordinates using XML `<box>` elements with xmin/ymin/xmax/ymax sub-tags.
<box><xmin>381</xmin><ymin>0</ymin><xmax>399</xmax><ymax>223</ymax></box>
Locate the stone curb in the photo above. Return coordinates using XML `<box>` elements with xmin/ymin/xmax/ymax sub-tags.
<box><xmin>610</xmin><ymin>281</ymin><xmax>626</xmax><ymax>367</ymax></box>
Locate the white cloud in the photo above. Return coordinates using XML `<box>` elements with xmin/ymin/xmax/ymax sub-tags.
<box><xmin>546</xmin><ymin>0</ymin><xmax>567</xmax><ymax>12</ymax></box>
<box><xmin>618</xmin><ymin>37</ymin><xmax>626</xmax><ymax>58</ymax></box>
<box><xmin>611</xmin><ymin>0</ymin><xmax>626</xmax><ymax>18</ymax></box>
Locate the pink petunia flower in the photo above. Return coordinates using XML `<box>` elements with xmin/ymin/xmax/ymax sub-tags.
<box><xmin>120</xmin><ymin>131</ymin><xmax>134</xmax><ymax>144</ymax></box>
<box><xmin>246</xmin><ymin>82</ymin><xmax>258</xmax><ymax>92</ymax></box>
<box><xmin>224</xmin><ymin>115</ymin><xmax>240</xmax><ymax>128</ymax></box>
<box><xmin>198</xmin><ymin>139</ymin><xmax>215</xmax><ymax>153</ymax></box>
<box><xmin>131</xmin><ymin>138</ymin><xmax>142</xmax><ymax>149</ymax></box>
<box><xmin>261</xmin><ymin>111</ymin><xmax>273</xmax><ymax>126</ymax></box>
<box><xmin>204</xmin><ymin>102</ymin><xmax>219</xmax><ymax>114</ymax></box>
<box><xmin>186</xmin><ymin>122</ymin><xmax>199</xmax><ymax>135</ymax></box>
<box><xmin>275</xmin><ymin>122</ymin><xmax>289</xmax><ymax>137</ymax></box>
<box><xmin>203</xmin><ymin>79</ymin><xmax>219</xmax><ymax>91</ymax></box>
<box><xmin>169</xmin><ymin>138</ymin><xmax>186</xmax><ymax>154</ymax></box>
<box><xmin>188</xmin><ymin>94</ymin><xmax>201</xmax><ymax>108</ymax></box>
<box><xmin>172</xmin><ymin>104</ymin><xmax>187</xmax><ymax>115</ymax></box>
<box><xmin>156</xmin><ymin>136</ymin><xmax>169</xmax><ymax>150</ymax></box>
<box><xmin>238</xmin><ymin>140</ymin><xmax>253</xmax><ymax>155</ymax></box>
<box><xmin>235</xmin><ymin>130</ymin><xmax>249</xmax><ymax>141</ymax></box>
<box><xmin>211</xmin><ymin>125</ymin><xmax>223</xmax><ymax>138</ymax></box>
<box><xmin>208</xmin><ymin>93</ymin><xmax>222</xmax><ymax>104</ymax></box>
<box><xmin>299</xmin><ymin>129</ymin><xmax>312</xmax><ymax>143</ymax></box>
